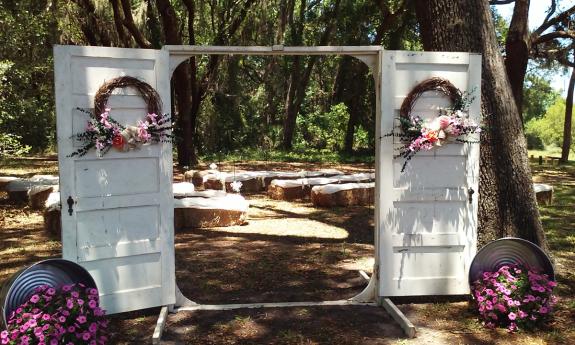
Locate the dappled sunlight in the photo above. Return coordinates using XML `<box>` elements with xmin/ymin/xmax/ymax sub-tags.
<box><xmin>207</xmin><ymin>218</ymin><xmax>350</xmax><ymax>239</ymax></box>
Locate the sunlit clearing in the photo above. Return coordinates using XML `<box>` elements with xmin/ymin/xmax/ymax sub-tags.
<box><xmin>206</xmin><ymin>218</ymin><xmax>349</xmax><ymax>239</ymax></box>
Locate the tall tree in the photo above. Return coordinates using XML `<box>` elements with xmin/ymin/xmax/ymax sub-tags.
<box><xmin>415</xmin><ymin>0</ymin><xmax>547</xmax><ymax>249</ymax></box>
<box><xmin>562</xmin><ymin>59</ymin><xmax>575</xmax><ymax>161</ymax></box>
<box><xmin>282</xmin><ymin>0</ymin><xmax>341</xmax><ymax>150</ymax></box>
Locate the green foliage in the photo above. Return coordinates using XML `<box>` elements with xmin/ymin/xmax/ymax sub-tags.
<box><xmin>0</xmin><ymin>133</ymin><xmax>31</xmax><ymax>156</ymax></box>
<box><xmin>0</xmin><ymin>1</ymin><xmax>57</xmax><ymax>152</ymax></box>
<box><xmin>525</xmin><ymin>96</ymin><xmax>573</xmax><ymax>150</ymax></box>
<box><xmin>295</xmin><ymin>103</ymin><xmax>348</xmax><ymax>151</ymax></box>
<box><xmin>490</xmin><ymin>8</ymin><xmax>509</xmax><ymax>48</ymax></box>
<box><xmin>522</xmin><ymin>73</ymin><xmax>561</xmax><ymax>123</ymax></box>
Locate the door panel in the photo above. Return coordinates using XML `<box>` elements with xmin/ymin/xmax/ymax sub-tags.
<box><xmin>54</xmin><ymin>45</ymin><xmax>174</xmax><ymax>314</ymax></box>
<box><xmin>378</xmin><ymin>51</ymin><xmax>481</xmax><ymax>296</ymax></box>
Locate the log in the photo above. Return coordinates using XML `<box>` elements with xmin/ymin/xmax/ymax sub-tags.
<box><xmin>533</xmin><ymin>183</ymin><xmax>553</xmax><ymax>205</ymax></box>
<box><xmin>311</xmin><ymin>183</ymin><xmax>375</xmax><ymax>207</ymax></box>
<box><xmin>174</xmin><ymin>194</ymin><xmax>249</xmax><ymax>230</ymax></box>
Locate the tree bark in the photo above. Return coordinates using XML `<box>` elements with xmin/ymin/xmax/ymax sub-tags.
<box><xmin>561</xmin><ymin>66</ymin><xmax>575</xmax><ymax>162</ymax></box>
<box><xmin>505</xmin><ymin>0</ymin><xmax>530</xmax><ymax>118</ymax></box>
<box><xmin>155</xmin><ymin>0</ymin><xmax>194</xmax><ymax>166</ymax></box>
<box><xmin>415</xmin><ymin>0</ymin><xmax>547</xmax><ymax>250</ymax></box>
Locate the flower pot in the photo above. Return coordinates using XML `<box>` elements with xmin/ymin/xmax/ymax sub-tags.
<box><xmin>469</xmin><ymin>237</ymin><xmax>554</xmax><ymax>286</ymax></box>
<box><xmin>0</xmin><ymin>259</ymin><xmax>97</xmax><ymax>328</ymax></box>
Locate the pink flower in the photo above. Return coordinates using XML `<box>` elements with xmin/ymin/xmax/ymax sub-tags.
<box><xmin>88</xmin><ymin>300</ymin><xmax>98</xmax><ymax>309</ymax></box>
<box><xmin>77</xmin><ymin>315</ymin><xmax>87</xmax><ymax>324</ymax></box>
<box><xmin>508</xmin><ymin>312</ymin><xmax>517</xmax><ymax>320</ymax></box>
<box><xmin>82</xmin><ymin>332</ymin><xmax>91</xmax><ymax>341</ymax></box>
<box><xmin>29</xmin><ymin>295</ymin><xmax>40</xmax><ymax>303</ymax></box>
<box><xmin>437</xmin><ymin>115</ymin><xmax>451</xmax><ymax>129</ymax></box>
<box><xmin>539</xmin><ymin>306</ymin><xmax>549</xmax><ymax>314</ymax></box>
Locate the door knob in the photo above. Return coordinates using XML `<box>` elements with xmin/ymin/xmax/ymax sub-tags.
<box><xmin>67</xmin><ymin>196</ymin><xmax>74</xmax><ymax>216</ymax></box>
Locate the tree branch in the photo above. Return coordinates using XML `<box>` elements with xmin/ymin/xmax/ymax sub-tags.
<box><xmin>120</xmin><ymin>0</ymin><xmax>152</xmax><ymax>48</ymax></box>
<box><xmin>533</xmin><ymin>30</ymin><xmax>575</xmax><ymax>45</ymax></box>
<box><xmin>489</xmin><ymin>0</ymin><xmax>516</xmax><ymax>5</ymax></box>
<box><xmin>532</xmin><ymin>4</ymin><xmax>575</xmax><ymax>38</ymax></box>
<box><xmin>541</xmin><ymin>0</ymin><xmax>557</xmax><ymax>25</ymax></box>
<box><xmin>109</xmin><ymin>0</ymin><xmax>132</xmax><ymax>47</ymax></box>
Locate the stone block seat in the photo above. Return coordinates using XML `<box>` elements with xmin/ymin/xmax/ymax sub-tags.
<box><xmin>311</xmin><ymin>182</ymin><xmax>375</xmax><ymax>207</ymax></box>
<box><xmin>533</xmin><ymin>183</ymin><xmax>553</xmax><ymax>205</ymax></box>
<box><xmin>267</xmin><ymin>173</ymin><xmax>375</xmax><ymax>201</ymax></box>
<box><xmin>6</xmin><ymin>175</ymin><xmax>59</xmax><ymax>204</ymax></box>
<box><xmin>174</xmin><ymin>191</ymin><xmax>249</xmax><ymax>230</ymax></box>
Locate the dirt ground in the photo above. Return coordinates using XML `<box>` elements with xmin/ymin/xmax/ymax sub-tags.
<box><xmin>1</xmin><ymin>158</ymin><xmax>573</xmax><ymax>344</ymax></box>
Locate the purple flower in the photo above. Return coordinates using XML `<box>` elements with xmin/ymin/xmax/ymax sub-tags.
<box><xmin>29</xmin><ymin>295</ymin><xmax>40</xmax><ymax>304</ymax></box>
<box><xmin>77</xmin><ymin>315</ymin><xmax>87</xmax><ymax>324</ymax></box>
<box><xmin>62</xmin><ymin>285</ymin><xmax>72</xmax><ymax>292</ymax></box>
<box><xmin>89</xmin><ymin>300</ymin><xmax>98</xmax><ymax>309</ymax></box>
<box><xmin>58</xmin><ymin>316</ymin><xmax>66</xmax><ymax>323</ymax></box>
<box><xmin>82</xmin><ymin>332</ymin><xmax>91</xmax><ymax>341</ymax></box>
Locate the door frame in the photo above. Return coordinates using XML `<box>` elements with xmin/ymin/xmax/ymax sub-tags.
<box><xmin>164</xmin><ymin>45</ymin><xmax>383</xmax><ymax>304</ymax></box>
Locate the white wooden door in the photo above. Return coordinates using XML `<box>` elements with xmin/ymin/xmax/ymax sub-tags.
<box><xmin>54</xmin><ymin>45</ymin><xmax>175</xmax><ymax>314</ymax></box>
<box><xmin>378</xmin><ymin>51</ymin><xmax>481</xmax><ymax>296</ymax></box>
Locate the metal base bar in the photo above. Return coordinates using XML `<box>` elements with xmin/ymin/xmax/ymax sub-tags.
<box><xmin>174</xmin><ymin>300</ymin><xmax>377</xmax><ymax>312</ymax></box>
<box><xmin>152</xmin><ymin>306</ymin><xmax>169</xmax><ymax>344</ymax></box>
<box><xmin>380</xmin><ymin>298</ymin><xmax>416</xmax><ymax>338</ymax></box>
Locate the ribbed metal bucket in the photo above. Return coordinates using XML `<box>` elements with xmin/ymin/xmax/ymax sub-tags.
<box><xmin>469</xmin><ymin>237</ymin><xmax>554</xmax><ymax>285</ymax></box>
<box><xmin>0</xmin><ymin>259</ymin><xmax>97</xmax><ymax>328</ymax></box>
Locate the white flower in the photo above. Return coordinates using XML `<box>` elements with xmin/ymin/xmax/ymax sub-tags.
<box><xmin>209</xmin><ymin>163</ymin><xmax>218</xmax><ymax>170</ymax></box>
<box><xmin>230</xmin><ymin>180</ymin><xmax>243</xmax><ymax>193</ymax></box>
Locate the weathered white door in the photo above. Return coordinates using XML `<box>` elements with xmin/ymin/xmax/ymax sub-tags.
<box><xmin>378</xmin><ymin>51</ymin><xmax>481</xmax><ymax>296</ymax></box>
<box><xmin>54</xmin><ymin>45</ymin><xmax>175</xmax><ymax>314</ymax></box>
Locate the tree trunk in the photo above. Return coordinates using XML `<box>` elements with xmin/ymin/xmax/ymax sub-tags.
<box><xmin>505</xmin><ymin>0</ymin><xmax>530</xmax><ymax>118</ymax></box>
<box><xmin>415</xmin><ymin>0</ymin><xmax>547</xmax><ymax>250</ymax></box>
<box><xmin>155</xmin><ymin>0</ymin><xmax>195</xmax><ymax>166</ymax></box>
<box><xmin>561</xmin><ymin>66</ymin><xmax>575</xmax><ymax>162</ymax></box>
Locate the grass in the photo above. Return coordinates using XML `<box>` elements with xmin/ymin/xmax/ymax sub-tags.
<box><xmin>199</xmin><ymin>147</ymin><xmax>375</xmax><ymax>166</ymax></box>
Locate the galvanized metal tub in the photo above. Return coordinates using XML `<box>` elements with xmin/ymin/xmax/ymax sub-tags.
<box><xmin>0</xmin><ymin>259</ymin><xmax>96</xmax><ymax>328</ymax></box>
<box><xmin>469</xmin><ymin>237</ymin><xmax>554</xmax><ymax>285</ymax></box>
